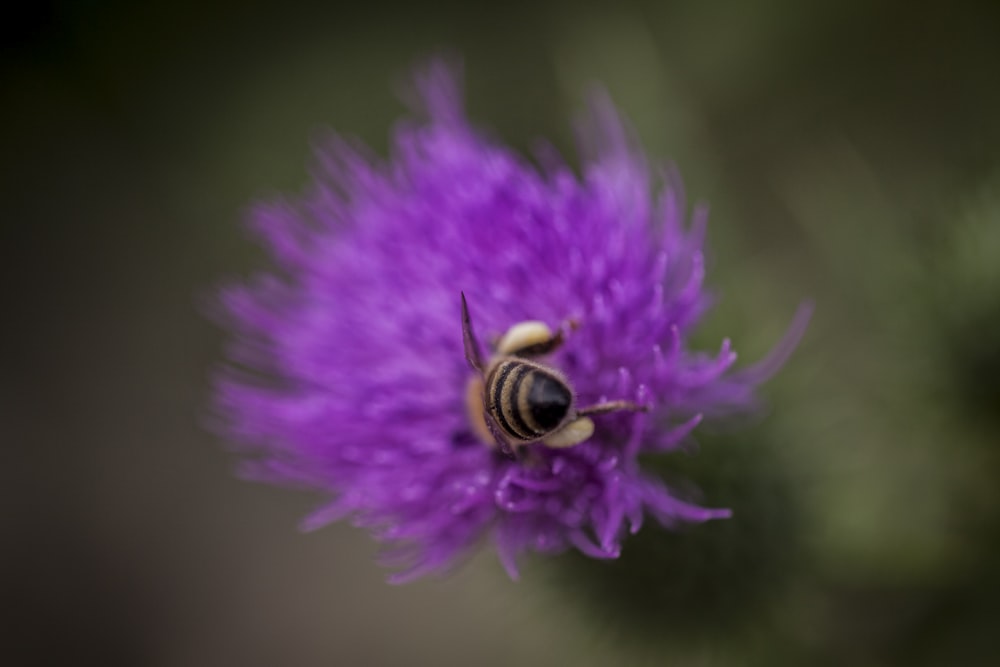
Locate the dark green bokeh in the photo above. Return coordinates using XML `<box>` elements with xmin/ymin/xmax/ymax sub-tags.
<box><xmin>5</xmin><ymin>1</ymin><xmax>1000</xmax><ymax>665</ymax></box>
<box><xmin>548</xmin><ymin>430</ymin><xmax>806</xmax><ymax>665</ymax></box>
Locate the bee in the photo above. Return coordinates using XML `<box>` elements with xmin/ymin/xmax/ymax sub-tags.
<box><xmin>461</xmin><ymin>292</ymin><xmax>647</xmax><ymax>458</ymax></box>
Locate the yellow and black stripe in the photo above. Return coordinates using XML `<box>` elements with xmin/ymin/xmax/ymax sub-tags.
<box><xmin>485</xmin><ymin>358</ymin><xmax>572</xmax><ymax>441</ymax></box>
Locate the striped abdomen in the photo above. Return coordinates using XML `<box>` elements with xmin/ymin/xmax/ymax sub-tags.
<box><xmin>484</xmin><ymin>358</ymin><xmax>573</xmax><ymax>441</ymax></box>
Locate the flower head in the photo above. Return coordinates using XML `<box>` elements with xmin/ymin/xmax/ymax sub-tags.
<box><xmin>215</xmin><ymin>61</ymin><xmax>810</xmax><ymax>582</ymax></box>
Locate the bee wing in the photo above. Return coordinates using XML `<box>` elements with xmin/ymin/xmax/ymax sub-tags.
<box><xmin>460</xmin><ymin>292</ymin><xmax>484</xmax><ymax>373</ymax></box>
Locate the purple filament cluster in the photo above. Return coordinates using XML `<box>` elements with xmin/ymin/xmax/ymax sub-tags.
<box><xmin>215</xmin><ymin>61</ymin><xmax>810</xmax><ymax>582</ymax></box>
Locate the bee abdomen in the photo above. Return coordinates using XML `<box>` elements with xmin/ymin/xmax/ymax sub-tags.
<box><xmin>526</xmin><ymin>371</ymin><xmax>572</xmax><ymax>431</ymax></box>
<box><xmin>486</xmin><ymin>359</ymin><xmax>571</xmax><ymax>441</ymax></box>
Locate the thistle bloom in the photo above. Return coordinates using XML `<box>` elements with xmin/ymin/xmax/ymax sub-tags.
<box><xmin>215</xmin><ymin>62</ymin><xmax>810</xmax><ymax>582</ymax></box>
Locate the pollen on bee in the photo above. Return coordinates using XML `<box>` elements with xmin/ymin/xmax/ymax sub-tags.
<box><xmin>543</xmin><ymin>417</ymin><xmax>595</xmax><ymax>448</ymax></box>
<box><xmin>495</xmin><ymin>321</ymin><xmax>554</xmax><ymax>356</ymax></box>
<box><xmin>465</xmin><ymin>375</ymin><xmax>495</xmax><ymax>446</ymax></box>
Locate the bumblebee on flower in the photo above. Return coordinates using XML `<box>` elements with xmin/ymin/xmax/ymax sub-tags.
<box><xmin>214</xmin><ymin>59</ymin><xmax>810</xmax><ymax>581</ymax></box>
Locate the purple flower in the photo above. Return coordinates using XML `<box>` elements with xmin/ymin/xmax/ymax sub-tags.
<box><xmin>214</xmin><ymin>61</ymin><xmax>811</xmax><ymax>582</ymax></box>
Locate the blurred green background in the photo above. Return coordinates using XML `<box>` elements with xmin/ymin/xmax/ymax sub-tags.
<box><xmin>4</xmin><ymin>1</ymin><xmax>999</xmax><ymax>665</ymax></box>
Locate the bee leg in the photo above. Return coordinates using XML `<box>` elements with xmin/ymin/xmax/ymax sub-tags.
<box><xmin>577</xmin><ymin>400</ymin><xmax>650</xmax><ymax>416</ymax></box>
<box><xmin>543</xmin><ymin>401</ymin><xmax>648</xmax><ymax>449</ymax></box>
<box><xmin>543</xmin><ymin>417</ymin><xmax>595</xmax><ymax>448</ymax></box>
